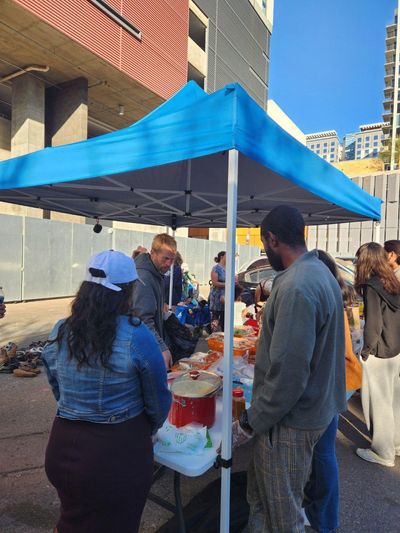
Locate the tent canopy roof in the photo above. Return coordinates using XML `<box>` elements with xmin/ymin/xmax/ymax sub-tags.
<box><xmin>0</xmin><ymin>82</ymin><xmax>381</xmax><ymax>227</ymax></box>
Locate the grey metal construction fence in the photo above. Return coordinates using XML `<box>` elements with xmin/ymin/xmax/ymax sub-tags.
<box><xmin>307</xmin><ymin>172</ymin><xmax>399</xmax><ymax>256</ymax></box>
<box><xmin>0</xmin><ymin>214</ymin><xmax>260</xmax><ymax>302</ymax></box>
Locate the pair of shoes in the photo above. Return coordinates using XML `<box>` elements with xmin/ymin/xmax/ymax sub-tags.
<box><xmin>13</xmin><ymin>368</ymin><xmax>38</xmax><ymax>378</ymax></box>
<box><xmin>0</xmin><ymin>359</ymin><xmax>20</xmax><ymax>373</ymax></box>
<box><xmin>19</xmin><ymin>364</ymin><xmax>41</xmax><ymax>374</ymax></box>
<box><xmin>3</xmin><ymin>342</ymin><xmax>17</xmax><ymax>358</ymax></box>
<box><xmin>356</xmin><ymin>448</ymin><xmax>394</xmax><ymax>467</ymax></box>
<box><xmin>395</xmin><ymin>447</ymin><xmax>400</xmax><ymax>457</ymax></box>
<box><xmin>0</xmin><ymin>342</ymin><xmax>17</xmax><ymax>363</ymax></box>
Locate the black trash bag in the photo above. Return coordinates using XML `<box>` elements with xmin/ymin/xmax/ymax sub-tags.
<box><xmin>156</xmin><ymin>471</ymin><xmax>249</xmax><ymax>533</ymax></box>
<box><xmin>164</xmin><ymin>313</ymin><xmax>201</xmax><ymax>363</ymax></box>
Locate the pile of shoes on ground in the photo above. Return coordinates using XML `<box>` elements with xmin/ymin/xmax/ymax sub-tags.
<box><xmin>0</xmin><ymin>341</ymin><xmax>45</xmax><ymax>377</ymax></box>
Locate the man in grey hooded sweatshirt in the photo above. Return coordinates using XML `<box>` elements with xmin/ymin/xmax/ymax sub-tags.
<box><xmin>132</xmin><ymin>233</ymin><xmax>176</xmax><ymax>368</ymax></box>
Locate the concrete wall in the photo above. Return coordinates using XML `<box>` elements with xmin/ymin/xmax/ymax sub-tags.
<box><xmin>267</xmin><ymin>100</ymin><xmax>306</xmax><ymax>145</ymax></box>
<box><xmin>0</xmin><ymin>215</ymin><xmax>260</xmax><ymax>302</ymax></box>
<box><xmin>0</xmin><ymin>117</ymin><xmax>11</xmax><ymax>160</ymax></box>
<box><xmin>307</xmin><ymin>171</ymin><xmax>399</xmax><ymax>256</ymax></box>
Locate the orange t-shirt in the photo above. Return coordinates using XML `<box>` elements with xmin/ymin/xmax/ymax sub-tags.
<box><xmin>344</xmin><ymin>313</ymin><xmax>362</xmax><ymax>391</ymax></box>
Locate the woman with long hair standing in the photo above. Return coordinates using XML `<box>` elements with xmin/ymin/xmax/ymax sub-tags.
<box><xmin>209</xmin><ymin>251</ymin><xmax>226</xmax><ymax>331</ymax></box>
<box><xmin>355</xmin><ymin>242</ymin><xmax>400</xmax><ymax>467</ymax></box>
<box><xmin>43</xmin><ymin>250</ymin><xmax>171</xmax><ymax>532</ymax></box>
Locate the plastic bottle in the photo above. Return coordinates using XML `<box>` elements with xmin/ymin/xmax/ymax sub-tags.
<box><xmin>232</xmin><ymin>387</ymin><xmax>246</xmax><ymax>421</ymax></box>
<box><xmin>0</xmin><ymin>287</ymin><xmax>4</xmax><ymax>304</ymax></box>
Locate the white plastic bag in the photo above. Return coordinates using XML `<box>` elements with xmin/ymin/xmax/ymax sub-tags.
<box><xmin>155</xmin><ymin>422</ymin><xmax>207</xmax><ymax>455</ymax></box>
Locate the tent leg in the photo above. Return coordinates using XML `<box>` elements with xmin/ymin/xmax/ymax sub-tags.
<box><xmin>220</xmin><ymin>149</ymin><xmax>239</xmax><ymax>533</ymax></box>
<box><xmin>168</xmin><ymin>230</ymin><xmax>176</xmax><ymax>309</ymax></box>
<box><xmin>373</xmin><ymin>221</ymin><xmax>381</xmax><ymax>244</ymax></box>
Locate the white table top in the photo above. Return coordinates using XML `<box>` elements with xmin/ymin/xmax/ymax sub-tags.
<box><xmin>154</xmin><ymin>398</ymin><xmax>223</xmax><ymax>477</ymax></box>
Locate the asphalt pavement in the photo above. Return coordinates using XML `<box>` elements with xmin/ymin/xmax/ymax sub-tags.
<box><xmin>0</xmin><ymin>299</ymin><xmax>399</xmax><ymax>532</ymax></box>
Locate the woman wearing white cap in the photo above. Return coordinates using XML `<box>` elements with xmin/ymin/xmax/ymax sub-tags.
<box><xmin>42</xmin><ymin>250</ymin><xmax>171</xmax><ymax>533</ymax></box>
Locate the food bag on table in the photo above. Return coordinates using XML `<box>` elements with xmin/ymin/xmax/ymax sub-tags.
<box><xmin>233</xmin><ymin>325</ymin><xmax>255</xmax><ymax>337</ymax></box>
<box><xmin>155</xmin><ymin>422</ymin><xmax>210</xmax><ymax>455</ymax></box>
<box><xmin>170</xmin><ymin>351</ymin><xmax>222</xmax><ymax>372</ymax></box>
<box><xmin>207</xmin><ymin>332</ymin><xmax>255</xmax><ymax>357</ymax></box>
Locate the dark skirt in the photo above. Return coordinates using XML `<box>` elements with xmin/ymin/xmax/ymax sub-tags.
<box><xmin>45</xmin><ymin>412</ymin><xmax>153</xmax><ymax>533</ymax></box>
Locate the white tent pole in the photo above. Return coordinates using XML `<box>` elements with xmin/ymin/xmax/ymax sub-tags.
<box><xmin>373</xmin><ymin>221</ymin><xmax>381</xmax><ymax>244</ymax></box>
<box><xmin>168</xmin><ymin>229</ymin><xmax>176</xmax><ymax>310</ymax></box>
<box><xmin>220</xmin><ymin>149</ymin><xmax>238</xmax><ymax>533</ymax></box>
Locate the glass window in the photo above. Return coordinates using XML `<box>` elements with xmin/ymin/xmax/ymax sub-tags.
<box><xmin>323</xmin><ymin>148</ymin><xmax>327</xmax><ymax>153</ymax></box>
<box><xmin>330</xmin><ymin>147</ymin><xmax>335</xmax><ymax>152</ymax></box>
<box><xmin>373</xmin><ymin>141</ymin><xmax>378</xmax><ymax>147</ymax></box>
<box><xmin>374</xmin><ymin>135</ymin><xmax>379</xmax><ymax>140</ymax></box>
<box><xmin>323</xmin><ymin>142</ymin><xmax>328</xmax><ymax>147</ymax></box>
<box><xmin>311</xmin><ymin>144</ymin><xmax>315</xmax><ymax>149</ymax></box>
<box><xmin>365</xmin><ymin>136</ymin><xmax>370</xmax><ymax>141</ymax></box>
<box><xmin>316</xmin><ymin>143</ymin><xmax>320</xmax><ymax>148</ymax></box>
<box><xmin>323</xmin><ymin>155</ymin><xmax>327</xmax><ymax>159</ymax></box>
<box><xmin>365</xmin><ymin>143</ymin><xmax>370</xmax><ymax>147</ymax></box>
<box><xmin>357</xmin><ymin>150</ymin><xmax>361</xmax><ymax>156</ymax></box>
<box><xmin>357</xmin><ymin>138</ymin><xmax>362</xmax><ymax>143</ymax></box>
<box><xmin>331</xmin><ymin>141</ymin><xmax>335</xmax><ymax>146</ymax></box>
<box><xmin>316</xmin><ymin>150</ymin><xmax>320</xmax><ymax>154</ymax></box>
<box><xmin>189</xmin><ymin>10</ymin><xmax>207</xmax><ymax>50</ymax></box>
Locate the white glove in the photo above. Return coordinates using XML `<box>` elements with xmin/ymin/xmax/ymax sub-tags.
<box><xmin>232</xmin><ymin>419</ymin><xmax>253</xmax><ymax>449</ymax></box>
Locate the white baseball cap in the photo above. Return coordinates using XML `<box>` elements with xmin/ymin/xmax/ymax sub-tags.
<box><xmin>86</xmin><ymin>250</ymin><xmax>138</xmax><ymax>292</ymax></box>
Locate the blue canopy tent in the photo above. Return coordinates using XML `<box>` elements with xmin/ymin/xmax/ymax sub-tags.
<box><xmin>0</xmin><ymin>81</ymin><xmax>381</xmax><ymax>532</ymax></box>
<box><xmin>0</xmin><ymin>81</ymin><xmax>380</xmax><ymax>226</ymax></box>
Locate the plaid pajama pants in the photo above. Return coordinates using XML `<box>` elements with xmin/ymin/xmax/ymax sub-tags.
<box><xmin>247</xmin><ymin>424</ymin><xmax>325</xmax><ymax>533</ymax></box>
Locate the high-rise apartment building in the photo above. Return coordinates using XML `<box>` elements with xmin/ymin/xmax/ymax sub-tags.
<box><xmin>382</xmin><ymin>6</ymin><xmax>400</xmax><ymax>169</ymax></box>
<box><xmin>305</xmin><ymin>131</ymin><xmax>341</xmax><ymax>163</ymax></box>
<box><xmin>188</xmin><ymin>0</ymin><xmax>273</xmax><ymax>109</ymax></box>
<box><xmin>306</xmin><ymin>124</ymin><xmax>387</xmax><ymax>164</ymax></box>
<box><xmin>186</xmin><ymin>0</ymin><xmax>274</xmax><ymax>240</ymax></box>
<box><xmin>343</xmin><ymin>123</ymin><xmax>388</xmax><ymax>160</ymax></box>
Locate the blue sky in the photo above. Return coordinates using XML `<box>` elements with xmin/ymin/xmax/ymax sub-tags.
<box><xmin>269</xmin><ymin>0</ymin><xmax>398</xmax><ymax>139</ymax></box>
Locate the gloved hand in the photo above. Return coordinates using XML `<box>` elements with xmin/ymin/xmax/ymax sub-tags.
<box><xmin>232</xmin><ymin>419</ymin><xmax>253</xmax><ymax>449</ymax></box>
<box><xmin>216</xmin><ymin>420</ymin><xmax>253</xmax><ymax>454</ymax></box>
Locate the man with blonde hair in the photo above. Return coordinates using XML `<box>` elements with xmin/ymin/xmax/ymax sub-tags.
<box><xmin>132</xmin><ymin>233</ymin><xmax>176</xmax><ymax>368</ymax></box>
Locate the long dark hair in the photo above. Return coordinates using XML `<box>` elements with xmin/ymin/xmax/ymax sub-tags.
<box><xmin>384</xmin><ymin>240</ymin><xmax>400</xmax><ymax>265</ymax></box>
<box><xmin>317</xmin><ymin>250</ymin><xmax>356</xmax><ymax>307</ymax></box>
<box><xmin>355</xmin><ymin>242</ymin><xmax>400</xmax><ymax>295</ymax></box>
<box><xmin>54</xmin><ymin>281</ymin><xmax>135</xmax><ymax>369</ymax></box>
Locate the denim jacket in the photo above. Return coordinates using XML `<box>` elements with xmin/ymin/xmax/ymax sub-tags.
<box><xmin>42</xmin><ymin>315</ymin><xmax>171</xmax><ymax>434</ymax></box>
